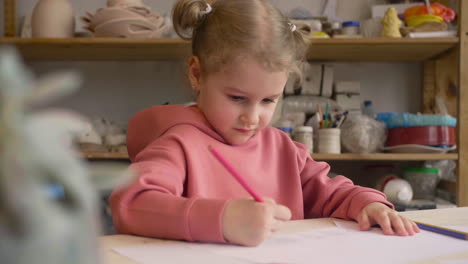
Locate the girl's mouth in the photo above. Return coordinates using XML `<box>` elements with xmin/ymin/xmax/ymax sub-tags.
<box><xmin>234</xmin><ymin>128</ymin><xmax>252</xmax><ymax>134</ymax></box>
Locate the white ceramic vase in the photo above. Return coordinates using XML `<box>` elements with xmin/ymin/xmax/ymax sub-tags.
<box><xmin>31</xmin><ymin>0</ymin><xmax>75</xmax><ymax>38</ymax></box>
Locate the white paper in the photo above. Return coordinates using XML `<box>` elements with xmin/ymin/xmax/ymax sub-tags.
<box><xmin>440</xmin><ymin>260</ymin><xmax>468</xmax><ymax>264</ymax></box>
<box><xmin>113</xmin><ymin>243</ymin><xmax>244</xmax><ymax>264</ymax></box>
<box><xmin>113</xmin><ymin>221</ymin><xmax>468</xmax><ymax>264</ymax></box>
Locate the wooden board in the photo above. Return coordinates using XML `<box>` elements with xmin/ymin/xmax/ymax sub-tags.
<box><xmin>4</xmin><ymin>0</ymin><xmax>16</xmax><ymax>37</ymax></box>
<box><xmin>81</xmin><ymin>152</ymin><xmax>458</xmax><ymax>161</ymax></box>
<box><xmin>82</xmin><ymin>152</ymin><xmax>130</xmax><ymax>160</ymax></box>
<box><xmin>0</xmin><ymin>37</ymin><xmax>458</xmax><ymax>61</ymax></box>
<box><xmin>458</xmin><ymin>0</ymin><xmax>468</xmax><ymax>206</ymax></box>
<box><xmin>306</xmin><ymin>38</ymin><xmax>458</xmax><ymax>61</ymax></box>
<box><xmin>435</xmin><ymin>49</ymin><xmax>459</xmax><ymax>117</ymax></box>
<box><xmin>0</xmin><ymin>38</ymin><xmax>192</xmax><ymax>60</ymax></box>
<box><xmin>422</xmin><ymin>50</ymin><xmax>458</xmax><ymax>121</ymax></box>
<box><xmin>422</xmin><ymin>60</ymin><xmax>436</xmax><ymax>113</ymax></box>
<box><xmin>312</xmin><ymin>153</ymin><xmax>458</xmax><ymax>161</ymax></box>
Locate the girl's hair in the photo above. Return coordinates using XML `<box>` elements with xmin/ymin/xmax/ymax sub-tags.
<box><xmin>172</xmin><ymin>0</ymin><xmax>308</xmax><ymax>76</ymax></box>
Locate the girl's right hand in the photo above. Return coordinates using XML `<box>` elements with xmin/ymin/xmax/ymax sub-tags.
<box><xmin>222</xmin><ymin>197</ymin><xmax>291</xmax><ymax>247</ymax></box>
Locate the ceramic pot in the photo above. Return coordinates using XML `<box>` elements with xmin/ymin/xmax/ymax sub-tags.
<box><xmin>31</xmin><ymin>0</ymin><xmax>75</xmax><ymax>38</ymax></box>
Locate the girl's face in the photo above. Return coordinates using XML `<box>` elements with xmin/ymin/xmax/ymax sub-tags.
<box><xmin>189</xmin><ymin>56</ymin><xmax>288</xmax><ymax>145</ymax></box>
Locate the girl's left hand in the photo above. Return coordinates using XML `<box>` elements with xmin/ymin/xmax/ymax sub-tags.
<box><xmin>356</xmin><ymin>202</ymin><xmax>420</xmax><ymax>236</ymax></box>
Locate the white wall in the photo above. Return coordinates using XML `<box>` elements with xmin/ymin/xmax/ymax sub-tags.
<box><xmin>9</xmin><ymin>0</ymin><xmax>421</xmax><ymax>123</ymax></box>
<box><xmin>29</xmin><ymin>60</ymin><xmax>194</xmax><ymax>123</ymax></box>
<box><xmin>333</xmin><ymin>62</ymin><xmax>421</xmax><ymax>114</ymax></box>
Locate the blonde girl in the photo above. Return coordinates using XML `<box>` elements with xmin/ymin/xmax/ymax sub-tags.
<box><xmin>110</xmin><ymin>0</ymin><xmax>419</xmax><ymax>247</ymax></box>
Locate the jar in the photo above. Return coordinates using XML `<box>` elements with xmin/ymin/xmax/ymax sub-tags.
<box><xmin>293</xmin><ymin>126</ymin><xmax>313</xmax><ymax>153</ymax></box>
<box><xmin>324</xmin><ymin>21</ymin><xmax>342</xmax><ymax>37</ymax></box>
<box><xmin>317</xmin><ymin>128</ymin><xmax>341</xmax><ymax>154</ymax></box>
<box><xmin>331</xmin><ymin>21</ymin><xmax>342</xmax><ymax>36</ymax></box>
<box><xmin>342</xmin><ymin>21</ymin><xmax>360</xmax><ymax>36</ymax></box>
<box><xmin>403</xmin><ymin>168</ymin><xmax>440</xmax><ymax>200</ymax></box>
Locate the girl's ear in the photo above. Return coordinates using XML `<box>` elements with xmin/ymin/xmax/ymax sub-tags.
<box><xmin>188</xmin><ymin>56</ymin><xmax>202</xmax><ymax>92</ymax></box>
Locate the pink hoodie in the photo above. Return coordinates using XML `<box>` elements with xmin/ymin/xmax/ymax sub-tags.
<box><xmin>110</xmin><ymin>105</ymin><xmax>393</xmax><ymax>243</ymax></box>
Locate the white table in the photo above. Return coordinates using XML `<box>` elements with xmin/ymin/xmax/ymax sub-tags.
<box><xmin>100</xmin><ymin>207</ymin><xmax>468</xmax><ymax>264</ymax></box>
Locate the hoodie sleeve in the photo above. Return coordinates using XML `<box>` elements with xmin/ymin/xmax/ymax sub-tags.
<box><xmin>109</xmin><ymin>135</ymin><xmax>229</xmax><ymax>243</ymax></box>
<box><xmin>297</xmin><ymin>144</ymin><xmax>394</xmax><ymax>220</ymax></box>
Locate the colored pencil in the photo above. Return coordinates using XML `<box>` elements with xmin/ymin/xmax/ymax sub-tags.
<box><xmin>208</xmin><ymin>146</ymin><xmax>264</xmax><ymax>202</ymax></box>
<box><xmin>324</xmin><ymin>103</ymin><xmax>330</xmax><ymax>128</ymax></box>
<box><xmin>415</xmin><ymin>221</ymin><xmax>468</xmax><ymax>240</ymax></box>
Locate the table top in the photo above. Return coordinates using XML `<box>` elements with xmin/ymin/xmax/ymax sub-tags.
<box><xmin>100</xmin><ymin>207</ymin><xmax>468</xmax><ymax>264</ymax></box>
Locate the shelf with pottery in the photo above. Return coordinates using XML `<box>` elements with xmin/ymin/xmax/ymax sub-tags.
<box><xmin>81</xmin><ymin>152</ymin><xmax>130</xmax><ymax>160</ymax></box>
<box><xmin>305</xmin><ymin>37</ymin><xmax>458</xmax><ymax>61</ymax></box>
<box><xmin>312</xmin><ymin>153</ymin><xmax>458</xmax><ymax>161</ymax></box>
<box><xmin>0</xmin><ymin>37</ymin><xmax>459</xmax><ymax>61</ymax></box>
<box><xmin>80</xmin><ymin>151</ymin><xmax>458</xmax><ymax>161</ymax></box>
<box><xmin>0</xmin><ymin>38</ymin><xmax>191</xmax><ymax>60</ymax></box>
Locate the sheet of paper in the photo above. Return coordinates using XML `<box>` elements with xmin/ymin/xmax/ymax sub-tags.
<box><xmin>440</xmin><ymin>260</ymin><xmax>468</xmax><ymax>264</ymax></box>
<box><xmin>113</xmin><ymin>242</ymin><xmax>244</xmax><ymax>264</ymax></box>
<box><xmin>113</xmin><ymin>221</ymin><xmax>468</xmax><ymax>264</ymax></box>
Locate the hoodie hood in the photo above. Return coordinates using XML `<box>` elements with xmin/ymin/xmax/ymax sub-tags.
<box><xmin>127</xmin><ymin>105</ymin><xmax>223</xmax><ymax>161</ymax></box>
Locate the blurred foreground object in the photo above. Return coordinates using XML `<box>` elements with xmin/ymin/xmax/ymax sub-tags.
<box><xmin>0</xmin><ymin>46</ymin><xmax>131</xmax><ymax>264</ymax></box>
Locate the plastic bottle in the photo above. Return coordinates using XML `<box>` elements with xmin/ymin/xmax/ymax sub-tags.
<box><xmin>362</xmin><ymin>100</ymin><xmax>376</xmax><ymax>119</ymax></box>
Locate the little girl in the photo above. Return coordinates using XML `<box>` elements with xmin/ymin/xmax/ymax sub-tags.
<box><xmin>110</xmin><ymin>0</ymin><xmax>419</xmax><ymax>246</ymax></box>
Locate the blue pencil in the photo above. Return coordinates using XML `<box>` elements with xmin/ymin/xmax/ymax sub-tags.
<box><xmin>415</xmin><ymin>221</ymin><xmax>468</xmax><ymax>240</ymax></box>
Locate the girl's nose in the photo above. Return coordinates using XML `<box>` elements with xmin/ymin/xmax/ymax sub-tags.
<box><xmin>240</xmin><ymin>110</ymin><xmax>259</xmax><ymax>126</ymax></box>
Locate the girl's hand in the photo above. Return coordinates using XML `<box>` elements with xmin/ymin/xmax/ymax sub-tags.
<box><xmin>222</xmin><ymin>197</ymin><xmax>291</xmax><ymax>247</ymax></box>
<box><xmin>357</xmin><ymin>202</ymin><xmax>420</xmax><ymax>236</ymax></box>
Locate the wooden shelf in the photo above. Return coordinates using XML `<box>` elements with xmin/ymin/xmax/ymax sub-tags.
<box><xmin>306</xmin><ymin>37</ymin><xmax>459</xmax><ymax>61</ymax></box>
<box><xmin>0</xmin><ymin>37</ymin><xmax>459</xmax><ymax>61</ymax></box>
<box><xmin>0</xmin><ymin>38</ymin><xmax>191</xmax><ymax>60</ymax></box>
<box><xmin>312</xmin><ymin>153</ymin><xmax>458</xmax><ymax>161</ymax></box>
<box><xmin>82</xmin><ymin>152</ymin><xmax>130</xmax><ymax>160</ymax></box>
<box><xmin>81</xmin><ymin>152</ymin><xmax>458</xmax><ymax>161</ymax></box>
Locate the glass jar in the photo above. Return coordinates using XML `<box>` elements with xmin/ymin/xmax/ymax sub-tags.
<box><xmin>403</xmin><ymin>168</ymin><xmax>440</xmax><ymax>200</ymax></box>
<box><xmin>293</xmin><ymin>126</ymin><xmax>314</xmax><ymax>153</ymax></box>
<box><xmin>342</xmin><ymin>21</ymin><xmax>361</xmax><ymax>36</ymax></box>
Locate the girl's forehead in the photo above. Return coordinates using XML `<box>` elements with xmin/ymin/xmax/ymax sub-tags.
<box><xmin>215</xmin><ymin>56</ymin><xmax>286</xmax><ymax>76</ymax></box>
<box><xmin>207</xmin><ymin>61</ymin><xmax>287</xmax><ymax>96</ymax></box>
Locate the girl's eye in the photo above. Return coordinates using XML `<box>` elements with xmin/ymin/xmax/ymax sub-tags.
<box><xmin>228</xmin><ymin>95</ymin><xmax>245</xmax><ymax>102</ymax></box>
<box><xmin>262</xmin><ymin>98</ymin><xmax>275</xmax><ymax>104</ymax></box>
